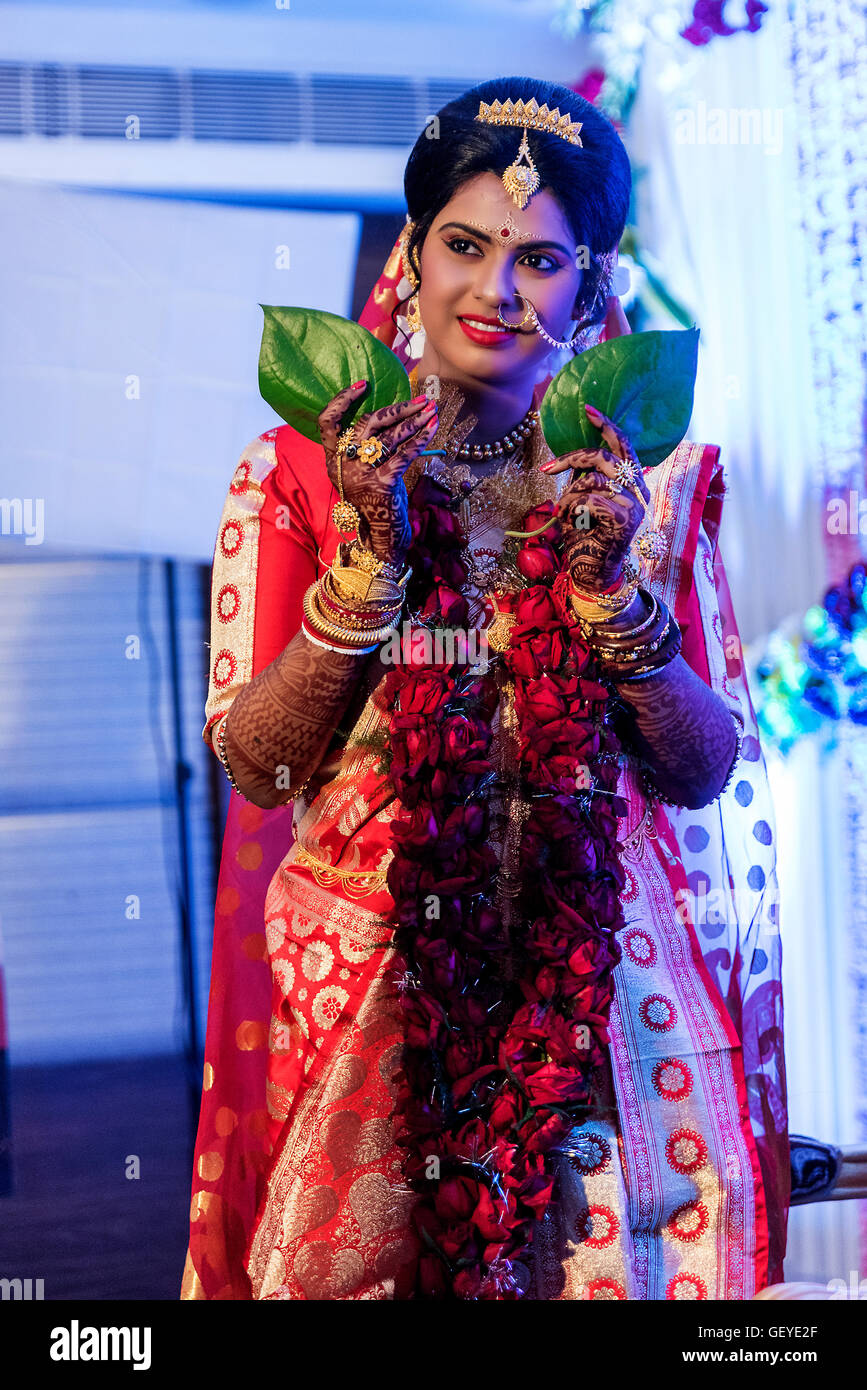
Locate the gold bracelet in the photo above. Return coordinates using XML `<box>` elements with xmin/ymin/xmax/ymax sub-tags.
<box><xmin>576</xmin><ymin>591</ymin><xmax>659</xmax><ymax>642</ymax></box>
<box><xmin>327</xmin><ymin>566</ymin><xmax>407</xmax><ymax>608</ymax></box>
<box><xmin>347</xmin><ymin>543</ymin><xmax>407</xmax><ymax>583</ymax></box>
<box><xmin>318</xmin><ymin>574</ymin><xmax>404</xmax><ymax>626</ymax></box>
<box><xmin>572</xmin><ymin>558</ymin><xmax>639</xmax><ymax>614</ymax></box>
<box><xmin>303</xmin><ymin>583</ymin><xmax>398</xmax><ymax>646</ymax></box>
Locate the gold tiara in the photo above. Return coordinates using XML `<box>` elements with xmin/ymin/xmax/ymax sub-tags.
<box><xmin>475</xmin><ymin>98</ymin><xmax>584</xmax><ymax>146</ymax></box>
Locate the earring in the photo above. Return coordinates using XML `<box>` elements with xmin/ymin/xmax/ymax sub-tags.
<box><xmin>399</xmin><ymin>220</ymin><xmax>419</xmax><ymax>288</ymax></box>
<box><xmin>406</xmin><ymin>293</ymin><xmax>422</xmax><ymax>334</ymax></box>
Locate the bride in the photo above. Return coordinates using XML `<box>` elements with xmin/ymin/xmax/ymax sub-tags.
<box><xmin>182</xmin><ymin>76</ymin><xmax>788</xmax><ymax>1301</ymax></box>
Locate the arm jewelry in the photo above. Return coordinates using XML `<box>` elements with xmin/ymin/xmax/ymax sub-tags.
<box><xmin>213</xmin><ymin>540</ymin><xmax>410</xmax><ymax>801</ymax></box>
<box><xmin>570</xmin><ymin>581</ymin><xmax>741</xmax><ymax>808</ymax></box>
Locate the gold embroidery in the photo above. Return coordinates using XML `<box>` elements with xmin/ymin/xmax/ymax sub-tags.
<box><xmin>291</xmin><ymin>844</ymin><xmax>391</xmax><ymax>899</ymax></box>
<box><xmin>235</xmin><ymin>1019</ymin><xmax>268</xmax><ymax>1051</ymax></box>
<box><xmin>180</xmin><ymin>1250</ymin><xmax>206</xmax><ymax>1300</ymax></box>
<box><xmin>197</xmin><ymin>1152</ymin><xmax>224</xmax><ymax>1182</ymax></box>
<box><xmin>202</xmin><ymin>434</ymin><xmax>279</xmax><ymax>751</ymax></box>
<box><xmin>272</xmin><ymin>868</ymin><xmax>393</xmax><ymax>952</ymax></box>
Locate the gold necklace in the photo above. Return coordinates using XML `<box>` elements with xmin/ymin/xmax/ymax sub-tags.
<box><xmin>404</xmin><ymin>370</ymin><xmax>564</xmax><ymax>596</ymax></box>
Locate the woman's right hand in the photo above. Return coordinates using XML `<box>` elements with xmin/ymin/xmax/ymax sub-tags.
<box><xmin>318</xmin><ymin>381</ymin><xmax>438</xmax><ymax>567</ymax></box>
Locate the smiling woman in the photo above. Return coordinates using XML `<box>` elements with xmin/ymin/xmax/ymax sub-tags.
<box><xmin>183</xmin><ymin>76</ymin><xmax>787</xmax><ymax>1302</ymax></box>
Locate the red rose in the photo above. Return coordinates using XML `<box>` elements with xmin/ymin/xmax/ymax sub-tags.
<box><xmin>524</xmin><ymin>1063</ymin><xmax>585</xmax><ymax>1106</ymax></box>
<box><xmin>421</xmin><ymin>583</ymin><xmax>469</xmax><ymax>626</ymax></box>
<box><xmin>522</xmin><ymin>499</ymin><xmax>561</xmax><ymax>543</ymax></box>
<box><xmin>436</xmin><ymin>1176</ymin><xmax>478</xmax><ymax>1222</ymax></box>
<box><xmin>520</xmin><ymin>674</ymin><xmax>567</xmax><ymax>724</ymax></box>
<box><xmin>514</xmin><ymin>585</ymin><xmax>558</xmax><ymax>628</ymax></box>
<box><xmin>402</xmin><ymin>671</ymin><xmax>454</xmax><ymax>715</ymax></box>
<box><xmin>441</xmin><ymin>713</ymin><xmax>488</xmax><ymax>765</ymax></box>
<box><xmin>516</xmin><ymin>541</ymin><xmax>559</xmax><ymax>583</ymax></box>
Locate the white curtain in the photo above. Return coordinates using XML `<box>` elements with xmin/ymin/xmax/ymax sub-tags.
<box><xmin>629</xmin><ymin>3</ymin><xmax>867</xmax><ymax>1281</ymax></box>
<box><xmin>630</xmin><ymin>6</ymin><xmax>826</xmax><ymax>644</ymax></box>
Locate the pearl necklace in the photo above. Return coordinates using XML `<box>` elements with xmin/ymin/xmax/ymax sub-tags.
<box><xmin>453</xmin><ymin>406</ymin><xmax>540</xmax><ymax>461</ymax></box>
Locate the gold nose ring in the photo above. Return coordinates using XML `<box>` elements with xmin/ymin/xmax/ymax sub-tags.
<box><xmin>496</xmin><ymin>295</ymin><xmax>536</xmax><ymax>330</ymax></box>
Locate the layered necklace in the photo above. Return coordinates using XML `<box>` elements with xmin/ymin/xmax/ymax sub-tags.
<box><xmin>405</xmin><ymin>371</ymin><xmax>564</xmax><ymax>601</ymax></box>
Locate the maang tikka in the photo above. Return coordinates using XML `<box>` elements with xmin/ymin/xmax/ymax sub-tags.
<box><xmin>475</xmin><ymin>98</ymin><xmax>584</xmax><ymax>211</ymax></box>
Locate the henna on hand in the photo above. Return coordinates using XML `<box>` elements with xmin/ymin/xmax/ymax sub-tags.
<box><xmin>319</xmin><ymin>383</ymin><xmax>439</xmax><ymax>566</ymax></box>
<box><xmin>542</xmin><ymin>405</ymin><xmax>650</xmax><ymax>593</ymax></box>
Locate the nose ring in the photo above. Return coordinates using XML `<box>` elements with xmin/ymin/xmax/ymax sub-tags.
<box><xmin>496</xmin><ymin>295</ymin><xmax>537</xmax><ymax>331</ymax></box>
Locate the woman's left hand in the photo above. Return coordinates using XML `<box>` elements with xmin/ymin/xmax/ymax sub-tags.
<box><xmin>541</xmin><ymin>404</ymin><xmax>650</xmax><ymax>594</ymax></box>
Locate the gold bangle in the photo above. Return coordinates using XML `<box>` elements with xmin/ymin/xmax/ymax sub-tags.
<box><xmin>327</xmin><ymin>566</ymin><xmax>406</xmax><ymax>608</ymax></box>
<box><xmin>318</xmin><ymin>576</ymin><xmax>403</xmax><ymax>627</ymax></box>
<box><xmin>576</xmin><ymin>591</ymin><xmax>658</xmax><ymax>641</ymax></box>
<box><xmin>571</xmin><ymin>565</ymin><xmax>640</xmax><ymax>615</ymax></box>
<box><xmin>303</xmin><ymin>583</ymin><xmax>398</xmax><ymax>646</ymax></box>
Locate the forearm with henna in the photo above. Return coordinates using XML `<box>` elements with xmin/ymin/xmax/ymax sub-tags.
<box><xmin>222</xmin><ymin>631</ymin><xmax>370</xmax><ymax>809</ymax></box>
<box><xmin>609</xmin><ymin>653</ymin><xmax>738</xmax><ymax>810</ymax></box>
<box><xmin>547</xmin><ymin>409</ymin><xmax>737</xmax><ymax>810</ymax></box>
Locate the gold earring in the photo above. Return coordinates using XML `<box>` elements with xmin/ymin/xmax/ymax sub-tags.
<box><xmin>406</xmin><ymin>293</ymin><xmax>422</xmax><ymax>333</ymax></box>
<box><xmin>399</xmin><ymin>221</ymin><xmax>419</xmax><ymax>290</ymax></box>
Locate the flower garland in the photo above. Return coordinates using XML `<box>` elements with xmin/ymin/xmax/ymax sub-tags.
<box><xmin>385</xmin><ymin>480</ymin><xmax>628</xmax><ymax>1299</ymax></box>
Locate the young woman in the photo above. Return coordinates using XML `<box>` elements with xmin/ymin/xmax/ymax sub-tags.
<box><xmin>183</xmin><ymin>77</ymin><xmax>788</xmax><ymax>1301</ymax></box>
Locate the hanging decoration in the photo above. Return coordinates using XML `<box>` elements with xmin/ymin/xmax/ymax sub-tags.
<box><xmin>554</xmin><ymin>0</ymin><xmax>769</xmax><ymax>123</ymax></box>
<box><xmin>752</xmin><ymin>561</ymin><xmax>867</xmax><ymax>753</ymax></box>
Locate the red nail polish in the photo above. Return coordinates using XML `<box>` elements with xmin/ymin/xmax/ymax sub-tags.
<box><xmin>352</xmin><ymin>379</ymin><xmax>367</xmax><ymax>389</ymax></box>
<box><xmin>585</xmin><ymin>404</ymin><xmax>602</xmax><ymax>421</ymax></box>
<box><xmin>412</xmin><ymin>394</ymin><xmax>427</xmax><ymax>403</ymax></box>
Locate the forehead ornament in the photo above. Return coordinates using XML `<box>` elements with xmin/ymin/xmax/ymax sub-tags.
<box><xmin>475</xmin><ymin>97</ymin><xmax>584</xmax><ymax>211</ymax></box>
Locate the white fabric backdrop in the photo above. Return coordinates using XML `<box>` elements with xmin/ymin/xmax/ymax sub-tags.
<box><xmin>0</xmin><ymin>181</ymin><xmax>359</xmax><ymax>558</ymax></box>
<box><xmin>630</xmin><ymin>6</ymin><xmax>866</xmax><ymax>1282</ymax></box>
<box><xmin>630</xmin><ymin>7</ymin><xmax>826</xmax><ymax>645</ymax></box>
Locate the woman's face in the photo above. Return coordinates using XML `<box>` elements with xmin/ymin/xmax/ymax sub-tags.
<box><xmin>416</xmin><ymin>171</ymin><xmax>585</xmax><ymax>389</ymax></box>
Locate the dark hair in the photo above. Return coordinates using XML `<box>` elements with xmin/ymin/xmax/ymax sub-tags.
<box><xmin>403</xmin><ymin>76</ymin><xmax>631</xmax><ymax>326</ymax></box>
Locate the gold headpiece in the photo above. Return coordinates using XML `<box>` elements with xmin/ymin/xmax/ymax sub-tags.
<box><xmin>475</xmin><ymin>98</ymin><xmax>584</xmax><ymax>211</ymax></box>
<box><xmin>475</xmin><ymin>98</ymin><xmax>584</xmax><ymax>145</ymax></box>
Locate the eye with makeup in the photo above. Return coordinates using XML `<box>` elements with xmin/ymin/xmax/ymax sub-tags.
<box><xmin>443</xmin><ymin>235</ymin><xmax>562</xmax><ymax>274</ymax></box>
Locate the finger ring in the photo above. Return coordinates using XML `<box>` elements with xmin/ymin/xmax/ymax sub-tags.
<box><xmin>609</xmin><ymin>458</ymin><xmax>638</xmax><ymax>488</ymax></box>
<box><xmin>358</xmin><ymin>437</ymin><xmax>388</xmax><ymax>467</ymax></box>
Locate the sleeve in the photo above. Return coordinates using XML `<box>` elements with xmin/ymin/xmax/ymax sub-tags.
<box><xmin>202</xmin><ymin>426</ymin><xmax>332</xmax><ymax>756</ymax></box>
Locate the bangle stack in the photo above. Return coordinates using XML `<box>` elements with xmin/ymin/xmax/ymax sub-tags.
<box><xmin>572</xmin><ymin>585</ymin><xmax>682</xmax><ymax>682</ymax></box>
<box><xmin>302</xmin><ymin>546</ymin><xmax>410</xmax><ymax>655</ymax></box>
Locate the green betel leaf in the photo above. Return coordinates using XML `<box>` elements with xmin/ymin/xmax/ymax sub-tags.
<box><xmin>539</xmin><ymin>327</ymin><xmax>700</xmax><ymax>469</ymax></box>
<box><xmin>258</xmin><ymin>305</ymin><xmax>412</xmax><ymax>443</ymax></box>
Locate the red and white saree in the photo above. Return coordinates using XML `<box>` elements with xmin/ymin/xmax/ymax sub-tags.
<box><xmin>182</xmin><ymin>234</ymin><xmax>788</xmax><ymax>1301</ymax></box>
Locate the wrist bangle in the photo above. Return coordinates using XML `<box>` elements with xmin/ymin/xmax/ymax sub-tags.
<box><xmin>603</xmin><ymin>626</ymin><xmax>683</xmax><ymax>681</ymax></box>
<box><xmin>216</xmin><ymin>716</ymin><xmax>246</xmax><ymax>797</ymax></box>
<box><xmin>301</xmin><ymin>623</ymin><xmax>380</xmax><ymax>656</ymax></box>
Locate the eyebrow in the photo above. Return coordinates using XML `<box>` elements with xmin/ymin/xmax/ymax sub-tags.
<box><xmin>437</xmin><ymin>221</ymin><xmax>572</xmax><ymax>256</ymax></box>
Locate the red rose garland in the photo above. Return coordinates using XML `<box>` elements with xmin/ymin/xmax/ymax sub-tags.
<box><xmin>385</xmin><ymin>483</ymin><xmax>628</xmax><ymax>1299</ymax></box>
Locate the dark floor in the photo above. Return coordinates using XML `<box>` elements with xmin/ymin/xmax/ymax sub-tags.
<box><xmin>0</xmin><ymin>1054</ymin><xmax>197</xmax><ymax>1300</ymax></box>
